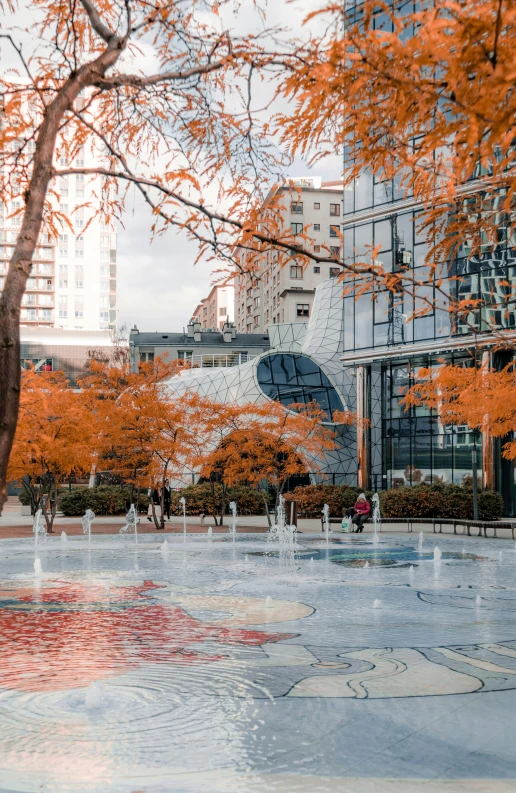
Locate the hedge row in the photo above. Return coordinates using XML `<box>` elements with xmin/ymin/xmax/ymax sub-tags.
<box><xmin>381</xmin><ymin>483</ymin><xmax>504</xmax><ymax>521</ymax></box>
<box><xmin>168</xmin><ymin>483</ymin><xmax>271</xmax><ymax>516</ymax></box>
<box><xmin>53</xmin><ymin>481</ymin><xmax>505</xmax><ymax>520</ymax></box>
<box><xmin>59</xmin><ymin>486</ymin><xmax>150</xmax><ymax>516</ymax></box>
<box><xmin>283</xmin><ymin>484</ymin><xmax>373</xmax><ymax>518</ymax></box>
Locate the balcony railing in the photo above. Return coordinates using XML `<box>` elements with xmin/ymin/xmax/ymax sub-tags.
<box><xmin>189</xmin><ymin>353</ymin><xmax>257</xmax><ymax>368</ymax></box>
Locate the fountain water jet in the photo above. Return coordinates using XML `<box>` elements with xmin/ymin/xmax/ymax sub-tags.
<box><xmin>373</xmin><ymin>599</ymin><xmax>381</xmax><ymax>609</ymax></box>
<box><xmin>267</xmin><ymin>494</ymin><xmax>298</xmax><ymax>580</ymax></box>
<box><xmin>82</xmin><ymin>509</ymin><xmax>95</xmax><ymax>544</ymax></box>
<box><xmin>433</xmin><ymin>546</ymin><xmax>442</xmax><ymax>562</ymax></box>
<box><xmin>207</xmin><ymin>526</ymin><xmax>213</xmax><ymax>540</ymax></box>
<box><xmin>34</xmin><ymin>558</ymin><xmax>42</xmax><ymax>577</ymax></box>
<box><xmin>418</xmin><ymin>532</ymin><xmax>424</xmax><ymax>553</ymax></box>
<box><xmin>61</xmin><ymin>531</ymin><xmax>67</xmax><ymax>544</ymax></box>
<box><xmin>372</xmin><ymin>493</ymin><xmax>381</xmax><ymax>541</ymax></box>
<box><xmin>33</xmin><ymin>509</ymin><xmax>46</xmax><ymax>550</ymax></box>
<box><xmin>85</xmin><ymin>681</ymin><xmax>105</xmax><ymax>711</ymax></box>
<box><xmin>476</xmin><ymin>595</ymin><xmax>482</xmax><ymax>607</ymax></box>
<box><xmin>160</xmin><ymin>540</ymin><xmax>169</xmax><ymax>556</ymax></box>
<box><xmin>364</xmin><ymin>561</ymin><xmax>369</xmax><ymax>568</ymax></box>
<box><xmin>229</xmin><ymin>501</ymin><xmax>237</xmax><ymax>542</ymax></box>
<box><xmin>179</xmin><ymin>496</ymin><xmax>187</xmax><ymax>542</ymax></box>
<box><xmin>265</xmin><ymin>595</ymin><xmax>273</xmax><ymax>608</ymax></box>
<box><xmin>120</xmin><ymin>504</ymin><xmax>138</xmax><ymax>544</ymax></box>
<box><xmin>322</xmin><ymin>504</ymin><xmax>330</xmax><ymax>544</ymax></box>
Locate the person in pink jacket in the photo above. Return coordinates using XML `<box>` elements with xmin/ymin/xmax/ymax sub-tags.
<box><xmin>345</xmin><ymin>493</ymin><xmax>371</xmax><ymax>533</ymax></box>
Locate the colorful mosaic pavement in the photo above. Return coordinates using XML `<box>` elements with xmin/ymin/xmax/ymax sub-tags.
<box><xmin>0</xmin><ymin>533</ymin><xmax>515</xmax><ymax>792</ymax></box>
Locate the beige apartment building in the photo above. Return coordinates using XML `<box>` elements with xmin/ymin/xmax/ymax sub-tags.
<box><xmin>192</xmin><ymin>284</ymin><xmax>235</xmax><ymax>331</ymax></box>
<box><xmin>234</xmin><ymin>178</ymin><xmax>343</xmax><ymax>333</ymax></box>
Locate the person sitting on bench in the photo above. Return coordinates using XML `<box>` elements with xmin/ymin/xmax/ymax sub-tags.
<box><xmin>346</xmin><ymin>493</ymin><xmax>371</xmax><ymax>533</ymax></box>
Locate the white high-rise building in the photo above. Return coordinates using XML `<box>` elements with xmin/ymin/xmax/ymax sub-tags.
<box><xmin>234</xmin><ymin>178</ymin><xmax>343</xmax><ymax>333</ymax></box>
<box><xmin>1</xmin><ymin>131</ymin><xmax>117</xmax><ymax>331</ymax></box>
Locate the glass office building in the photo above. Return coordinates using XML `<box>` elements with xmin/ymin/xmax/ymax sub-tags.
<box><xmin>340</xmin><ymin>1</ymin><xmax>516</xmax><ymax>514</ymax></box>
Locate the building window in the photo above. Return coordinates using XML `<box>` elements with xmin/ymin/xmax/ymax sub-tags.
<box><xmin>178</xmin><ymin>350</ymin><xmax>193</xmax><ymax>361</ymax></box>
<box><xmin>257</xmin><ymin>352</ymin><xmax>343</xmax><ymax>421</ymax></box>
<box><xmin>290</xmin><ymin>222</ymin><xmax>303</xmax><ymax>235</ymax></box>
<box><xmin>314</xmin><ymin>245</ymin><xmax>321</xmax><ymax>252</ymax></box>
<box><xmin>329</xmin><ymin>267</ymin><xmax>341</xmax><ymax>278</ymax></box>
<box><xmin>291</xmin><ymin>202</ymin><xmax>303</xmax><ymax>214</ymax></box>
<box><xmin>314</xmin><ymin>202</ymin><xmax>320</xmax><ymax>210</ymax></box>
<box><xmin>247</xmin><ymin>305</ymin><xmax>252</xmax><ymax>315</ymax></box>
<box><xmin>254</xmin><ymin>315</ymin><xmax>260</xmax><ymax>327</ymax></box>
<box><xmin>58</xmin><ymin>310</ymin><xmax>67</xmax><ymax>318</ymax></box>
<box><xmin>330</xmin><ymin>225</ymin><xmax>340</xmax><ymax>237</ymax></box>
<box><xmin>330</xmin><ymin>246</ymin><xmax>341</xmax><ymax>257</ymax></box>
<box><xmin>314</xmin><ymin>224</ymin><xmax>320</xmax><ymax>231</ymax></box>
<box><xmin>290</xmin><ymin>265</ymin><xmax>303</xmax><ymax>279</ymax></box>
<box><xmin>140</xmin><ymin>352</ymin><xmax>155</xmax><ymax>363</ymax></box>
<box><xmin>330</xmin><ymin>203</ymin><xmax>341</xmax><ymax>216</ymax></box>
<box><xmin>219</xmin><ymin>307</ymin><xmax>226</xmax><ymax>316</ymax></box>
<box><xmin>297</xmin><ymin>303</ymin><xmax>310</xmax><ymax>317</ymax></box>
<box><xmin>314</xmin><ymin>266</ymin><xmax>320</xmax><ymax>273</ymax></box>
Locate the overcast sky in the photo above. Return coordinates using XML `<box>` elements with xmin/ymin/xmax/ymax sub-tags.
<box><xmin>114</xmin><ymin>0</ymin><xmax>342</xmax><ymax>333</ymax></box>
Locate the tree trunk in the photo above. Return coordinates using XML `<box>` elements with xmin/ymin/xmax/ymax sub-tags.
<box><xmin>0</xmin><ymin>45</ymin><xmax>125</xmax><ymax>515</ymax></box>
<box><xmin>261</xmin><ymin>489</ymin><xmax>272</xmax><ymax>528</ymax></box>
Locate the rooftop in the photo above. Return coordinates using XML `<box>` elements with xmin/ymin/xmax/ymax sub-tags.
<box><xmin>129</xmin><ymin>330</ymin><xmax>270</xmax><ymax>348</ymax></box>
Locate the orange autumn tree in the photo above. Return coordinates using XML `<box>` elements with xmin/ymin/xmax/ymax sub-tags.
<box><xmin>277</xmin><ymin>0</ymin><xmax>516</xmax><ymax>325</ymax></box>
<box><xmin>80</xmin><ymin>355</ymin><xmax>197</xmax><ymax>528</ymax></box>
<box><xmin>197</xmin><ymin>400</ymin><xmax>351</xmax><ymax>526</ymax></box>
<box><xmin>8</xmin><ymin>369</ymin><xmax>93</xmax><ymax>530</ymax></box>
<box><xmin>404</xmin><ymin>361</ymin><xmax>516</xmax><ymax>460</ymax></box>
<box><xmin>0</xmin><ymin>0</ymin><xmax>321</xmax><ymax>513</ymax></box>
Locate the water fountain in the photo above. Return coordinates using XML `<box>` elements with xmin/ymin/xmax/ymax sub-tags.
<box><xmin>267</xmin><ymin>494</ymin><xmax>298</xmax><ymax>580</ymax></box>
<box><xmin>33</xmin><ymin>558</ymin><xmax>42</xmax><ymax>577</ymax></box>
<box><xmin>476</xmin><ymin>595</ymin><xmax>482</xmax><ymax>607</ymax></box>
<box><xmin>372</xmin><ymin>493</ymin><xmax>381</xmax><ymax>541</ymax></box>
<box><xmin>33</xmin><ymin>509</ymin><xmax>46</xmax><ymax>550</ymax></box>
<box><xmin>409</xmin><ymin>565</ymin><xmax>414</xmax><ymax>578</ymax></box>
<box><xmin>207</xmin><ymin>526</ymin><xmax>213</xmax><ymax>540</ymax></box>
<box><xmin>120</xmin><ymin>504</ymin><xmax>138</xmax><ymax>544</ymax></box>
<box><xmin>60</xmin><ymin>531</ymin><xmax>67</xmax><ymax>544</ymax></box>
<box><xmin>84</xmin><ymin>681</ymin><xmax>105</xmax><ymax>711</ymax></box>
<box><xmin>244</xmin><ymin>554</ymin><xmax>250</xmax><ymax>564</ymax></box>
<box><xmin>433</xmin><ymin>546</ymin><xmax>442</xmax><ymax>562</ymax></box>
<box><xmin>373</xmin><ymin>598</ymin><xmax>381</xmax><ymax>609</ymax></box>
<box><xmin>229</xmin><ymin>501</ymin><xmax>237</xmax><ymax>542</ymax></box>
<box><xmin>322</xmin><ymin>503</ymin><xmax>330</xmax><ymax>543</ymax></box>
<box><xmin>160</xmin><ymin>539</ymin><xmax>169</xmax><ymax>556</ymax></box>
<box><xmin>179</xmin><ymin>496</ymin><xmax>187</xmax><ymax>542</ymax></box>
<box><xmin>82</xmin><ymin>509</ymin><xmax>95</xmax><ymax>544</ymax></box>
<box><xmin>364</xmin><ymin>561</ymin><xmax>369</xmax><ymax>568</ymax></box>
<box><xmin>418</xmin><ymin>532</ymin><xmax>424</xmax><ymax>553</ymax></box>
<box><xmin>265</xmin><ymin>595</ymin><xmax>273</xmax><ymax>608</ymax></box>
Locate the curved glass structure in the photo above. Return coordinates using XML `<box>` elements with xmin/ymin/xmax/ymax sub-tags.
<box><xmin>257</xmin><ymin>353</ymin><xmax>343</xmax><ymax>421</ymax></box>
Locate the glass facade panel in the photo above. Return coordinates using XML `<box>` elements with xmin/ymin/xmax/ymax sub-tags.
<box><xmin>256</xmin><ymin>353</ymin><xmax>344</xmax><ymax>421</ymax></box>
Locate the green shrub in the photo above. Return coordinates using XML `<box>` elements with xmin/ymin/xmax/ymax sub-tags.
<box><xmin>169</xmin><ymin>483</ymin><xmax>271</xmax><ymax>516</ymax></box>
<box><xmin>381</xmin><ymin>483</ymin><xmax>504</xmax><ymax>521</ymax></box>
<box><xmin>284</xmin><ymin>484</ymin><xmax>373</xmax><ymax>517</ymax></box>
<box><xmin>59</xmin><ymin>486</ymin><xmax>149</xmax><ymax>516</ymax></box>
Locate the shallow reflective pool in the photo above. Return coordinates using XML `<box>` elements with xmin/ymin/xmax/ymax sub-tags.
<box><xmin>0</xmin><ymin>532</ymin><xmax>515</xmax><ymax>792</ymax></box>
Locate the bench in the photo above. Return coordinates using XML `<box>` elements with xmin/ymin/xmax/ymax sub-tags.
<box><xmin>319</xmin><ymin>515</ymin><xmax>515</xmax><ymax>539</ymax></box>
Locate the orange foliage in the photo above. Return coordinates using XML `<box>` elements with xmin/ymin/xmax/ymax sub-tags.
<box><xmin>80</xmin><ymin>356</ymin><xmax>203</xmax><ymax>527</ymax></box>
<box><xmin>8</xmin><ymin>369</ymin><xmax>93</xmax><ymax>529</ymax></box>
<box><xmin>197</xmin><ymin>399</ymin><xmax>346</xmax><ymax>522</ymax></box>
<box><xmin>404</xmin><ymin>363</ymin><xmax>516</xmax><ymax>459</ymax></box>
<box><xmin>277</xmin><ymin>0</ymin><xmax>516</xmax><ymax>323</ymax></box>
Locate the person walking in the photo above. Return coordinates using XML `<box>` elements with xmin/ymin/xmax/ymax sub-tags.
<box><xmin>147</xmin><ymin>486</ymin><xmax>162</xmax><ymax>525</ymax></box>
<box><xmin>345</xmin><ymin>493</ymin><xmax>371</xmax><ymax>533</ymax></box>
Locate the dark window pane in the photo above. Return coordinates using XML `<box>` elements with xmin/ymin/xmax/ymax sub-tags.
<box><xmin>294</xmin><ymin>355</ymin><xmax>322</xmax><ymax>386</ymax></box>
<box><xmin>271</xmin><ymin>354</ymin><xmax>297</xmax><ymax>385</ymax></box>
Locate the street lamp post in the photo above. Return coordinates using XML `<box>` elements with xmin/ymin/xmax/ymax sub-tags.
<box><xmin>472</xmin><ymin>431</ymin><xmax>479</xmax><ymax>521</ymax></box>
